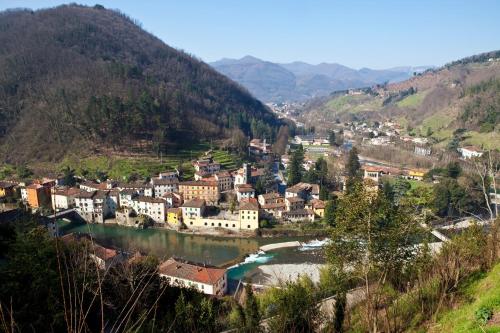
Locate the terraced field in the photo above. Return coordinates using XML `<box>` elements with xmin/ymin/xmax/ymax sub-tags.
<box><xmin>211</xmin><ymin>150</ymin><xmax>242</xmax><ymax>170</ymax></box>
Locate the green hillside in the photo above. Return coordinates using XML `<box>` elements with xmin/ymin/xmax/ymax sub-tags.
<box><xmin>432</xmin><ymin>262</ymin><xmax>500</xmax><ymax>333</ymax></box>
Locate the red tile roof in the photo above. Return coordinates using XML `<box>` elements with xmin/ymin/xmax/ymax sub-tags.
<box><xmin>158</xmin><ymin>258</ymin><xmax>226</xmax><ymax>285</ymax></box>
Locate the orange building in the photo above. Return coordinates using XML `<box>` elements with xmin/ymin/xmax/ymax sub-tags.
<box><xmin>26</xmin><ymin>184</ymin><xmax>50</xmax><ymax>208</ymax></box>
<box><xmin>178</xmin><ymin>181</ymin><xmax>220</xmax><ymax>205</ymax></box>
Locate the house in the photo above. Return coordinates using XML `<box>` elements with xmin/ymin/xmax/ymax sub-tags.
<box><xmin>75</xmin><ymin>190</ymin><xmax>100</xmax><ymax>222</ymax></box>
<box><xmin>130</xmin><ymin>196</ymin><xmax>167</xmax><ymax>224</ymax></box>
<box><xmin>260</xmin><ymin>202</ymin><xmax>286</xmax><ymax>218</ymax></box>
<box><xmin>179</xmin><ymin>181</ymin><xmax>220</xmax><ymax>205</ymax></box>
<box><xmin>26</xmin><ymin>184</ymin><xmax>50</xmax><ymax>208</ymax></box>
<box><xmin>214</xmin><ymin>171</ymin><xmax>233</xmax><ymax>192</ymax></box>
<box><xmin>234</xmin><ymin>163</ymin><xmax>252</xmax><ymax>186</ymax></box>
<box><xmin>0</xmin><ymin>181</ymin><xmax>16</xmax><ymax>198</ymax></box>
<box><xmin>285</xmin><ymin>182</ymin><xmax>320</xmax><ymax>201</ymax></box>
<box><xmin>158</xmin><ymin>258</ymin><xmax>227</xmax><ymax>296</ymax></box>
<box><xmin>51</xmin><ymin>186</ymin><xmax>80</xmax><ymax>211</ymax></box>
<box><xmin>91</xmin><ymin>244</ymin><xmax>122</xmax><ymax>269</ymax></box>
<box><xmin>248</xmin><ymin>138</ymin><xmax>271</xmax><ymax>158</ymax></box>
<box><xmin>458</xmin><ymin>146</ymin><xmax>484</xmax><ymax>159</ymax></box>
<box><xmin>75</xmin><ymin>190</ymin><xmax>114</xmax><ymax>223</ymax></box>
<box><xmin>238</xmin><ymin>199</ymin><xmax>260</xmax><ymax>230</ymax></box>
<box><xmin>414</xmin><ymin>145</ymin><xmax>431</xmax><ymax>156</ymax></box>
<box><xmin>405</xmin><ymin>169</ymin><xmax>426</xmax><ymax>181</ymax></box>
<box><xmin>294</xmin><ymin>135</ymin><xmax>328</xmax><ymax>146</ymax></box>
<box><xmin>151</xmin><ymin>177</ymin><xmax>179</xmax><ymax>197</ymax></box>
<box><xmin>258</xmin><ymin>192</ymin><xmax>283</xmax><ymax>206</ymax></box>
<box><xmin>181</xmin><ymin>199</ymin><xmax>206</xmax><ymax>220</ymax></box>
<box><xmin>310</xmin><ymin>199</ymin><xmax>326</xmax><ymax>218</ymax></box>
<box><xmin>282</xmin><ymin>209</ymin><xmax>315</xmax><ymax>222</ymax></box>
<box><xmin>80</xmin><ymin>180</ymin><xmax>116</xmax><ymax>192</ymax></box>
<box><xmin>163</xmin><ymin>192</ymin><xmax>183</xmax><ymax>208</ymax></box>
<box><xmin>167</xmin><ymin>207</ymin><xmax>183</xmax><ymax>227</ymax></box>
<box><xmin>193</xmin><ymin>160</ymin><xmax>221</xmax><ymax>174</ymax></box>
<box><xmin>236</xmin><ymin>184</ymin><xmax>255</xmax><ymax>202</ymax></box>
<box><xmin>117</xmin><ymin>182</ymin><xmax>154</xmax><ymax>197</ymax></box>
<box><xmin>363</xmin><ymin>166</ymin><xmax>385</xmax><ymax>183</ymax></box>
<box><xmin>158</xmin><ymin>171</ymin><xmax>178</xmax><ymax>181</ymax></box>
<box><xmin>285</xmin><ymin>197</ymin><xmax>305</xmax><ymax>211</ymax></box>
<box><xmin>119</xmin><ymin>189</ymin><xmax>138</xmax><ymax>208</ymax></box>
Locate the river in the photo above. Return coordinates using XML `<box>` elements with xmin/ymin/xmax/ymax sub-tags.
<box><xmin>58</xmin><ymin>221</ymin><xmax>327</xmax><ymax>282</ymax></box>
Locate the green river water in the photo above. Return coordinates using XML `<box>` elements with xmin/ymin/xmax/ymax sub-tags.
<box><xmin>58</xmin><ymin>221</ymin><xmax>320</xmax><ymax>268</ymax></box>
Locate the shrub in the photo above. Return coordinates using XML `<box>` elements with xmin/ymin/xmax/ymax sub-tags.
<box><xmin>475</xmin><ymin>306</ymin><xmax>493</xmax><ymax>325</ymax></box>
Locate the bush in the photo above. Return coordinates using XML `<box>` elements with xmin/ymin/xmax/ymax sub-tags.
<box><xmin>475</xmin><ymin>306</ymin><xmax>493</xmax><ymax>325</ymax></box>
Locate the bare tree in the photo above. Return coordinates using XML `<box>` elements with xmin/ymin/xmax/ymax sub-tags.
<box><xmin>471</xmin><ymin>150</ymin><xmax>499</xmax><ymax>220</ymax></box>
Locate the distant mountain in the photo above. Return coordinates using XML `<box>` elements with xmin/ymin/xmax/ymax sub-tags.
<box><xmin>297</xmin><ymin>50</ymin><xmax>500</xmax><ymax>149</ymax></box>
<box><xmin>211</xmin><ymin>56</ymin><xmax>433</xmax><ymax>102</ymax></box>
<box><xmin>0</xmin><ymin>5</ymin><xmax>280</xmax><ymax>162</ymax></box>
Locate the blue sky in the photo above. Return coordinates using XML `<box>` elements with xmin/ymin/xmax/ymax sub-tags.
<box><xmin>1</xmin><ymin>0</ymin><xmax>499</xmax><ymax>68</ymax></box>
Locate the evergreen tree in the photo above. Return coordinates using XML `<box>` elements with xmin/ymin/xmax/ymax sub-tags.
<box><xmin>287</xmin><ymin>145</ymin><xmax>304</xmax><ymax>186</ymax></box>
<box><xmin>329</xmin><ymin>131</ymin><xmax>336</xmax><ymax>146</ymax></box>
<box><xmin>243</xmin><ymin>284</ymin><xmax>261</xmax><ymax>332</ymax></box>
<box><xmin>323</xmin><ymin>199</ymin><xmax>337</xmax><ymax>226</ymax></box>
<box><xmin>61</xmin><ymin>166</ymin><xmax>76</xmax><ymax>186</ymax></box>
<box><xmin>446</xmin><ymin>161</ymin><xmax>462</xmax><ymax>178</ymax></box>
<box><xmin>319</xmin><ymin>185</ymin><xmax>330</xmax><ymax>200</ymax></box>
<box><xmin>345</xmin><ymin>147</ymin><xmax>361</xmax><ymax>178</ymax></box>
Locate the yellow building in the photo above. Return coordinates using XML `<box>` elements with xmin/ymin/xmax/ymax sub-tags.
<box><xmin>407</xmin><ymin>169</ymin><xmax>426</xmax><ymax>181</ymax></box>
<box><xmin>311</xmin><ymin>199</ymin><xmax>326</xmax><ymax>218</ymax></box>
<box><xmin>238</xmin><ymin>199</ymin><xmax>259</xmax><ymax>230</ymax></box>
<box><xmin>0</xmin><ymin>181</ymin><xmax>15</xmax><ymax>198</ymax></box>
<box><xmin>167</xmin><ymin>207</ymin><xmax>182</xmax><ymax>226</ymax></box>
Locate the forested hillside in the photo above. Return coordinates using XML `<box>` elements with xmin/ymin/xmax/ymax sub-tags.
<box><xmin>0</xmin><ymin>5</ymin><xmax>280</xmax><ymax>162</ymax></box>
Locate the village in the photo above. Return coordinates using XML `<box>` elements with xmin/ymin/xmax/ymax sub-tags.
<box><xmin>0</xmin><ymin>132</ymin><xmax>491</xmax><ymax>297</ymax></box>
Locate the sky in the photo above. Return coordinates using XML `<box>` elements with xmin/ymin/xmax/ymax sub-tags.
<box><xmin>0</xmin><ymin>0</ymin><xmax>499</xmax><ymax>69</ymax></box>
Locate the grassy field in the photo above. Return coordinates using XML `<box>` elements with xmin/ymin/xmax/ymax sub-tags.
<box><xmin>420</xmin><ymin>113</ymin><xmax>454</xmax><ymax>134</ymax></box>
<box><xmin>396</xmin><ymin>90</ymin><xmax>428</xmax><ymax>108</ymax></box>
<box><xmin>463</xmin><ymin>131</ymin><xmax>500</xmax><ymax>150</ymax></box>
<box><xmin>432</xmin><ymin>263</ymin><xmax>500</xmax><ymax>332</ymax></box>
<box><xmin>324</xmin><ymin>94</ymin><xmax>381</xmax><ymax>115</ymax></box>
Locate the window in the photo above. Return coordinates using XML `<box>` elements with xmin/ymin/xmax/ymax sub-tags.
<box><xmin>232</xmin><ymin>224</ymin><xmax>235</xmax><ymax>228</ymax></box>
<box><xmin>247</xmin><ymin>225</ymin><xmax>251</xmax><ymax>229</ymax></box>
<box><xmin>190</xmin><ymin>222</ymin><xmax>193</xmax><ymax>225</ymax></box>
<box><xmin>225</xmin><ymin>224</ymin><xmax>228</xmax><ymax>227</ymax></box>
<box><xmin>204</xmin><ymin>222</ymin><xmax>207</xmax><ymax>226</ymax></box>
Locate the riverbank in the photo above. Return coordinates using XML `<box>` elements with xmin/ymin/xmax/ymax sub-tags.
<box><xmin>251</xmin><ymin>263</ymin><xmax>326</xmax><ymax>285</ymax></box>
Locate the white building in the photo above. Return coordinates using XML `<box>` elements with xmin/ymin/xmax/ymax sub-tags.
<box><xmin>236</xmin><ymin>184</ymin><xmax>255</xmax><ymax>202</ymax></box>
<box><xmin>130</xmin><ymin>196</ymin><xmax>167</xmax><ymax>223</ymax></box>
<box><xmin>117</xmin><ymin>182</ymin><xmax>153</xmax><ymax>197</ymax></box>
<box><xmin>158</xmin><ymin>258</ymin><xmax>227</xmax><ymax>296</ymax></box>
<box><xmin>181</xmin><ymin>199</ymin><xmax>206</xmax><ymax>219</ymax></box>
<box><xmin>458</xmin><ymin>146</ymin><xmax>484</xmax><ymax>159</ymax></box>
<box><xmin>51</xmin><ymin>186</ymin><xmax>80</xmax><ymax>211</ymax></box>
<box><xmin>234</xmin><ymin>163</ymin><xmax>251</xmax><ymax>186</ymax></box>
<box><xmin>151</xmin><ymin>177</ymin><xmax>179</xmax><ymax>197</ymax></box>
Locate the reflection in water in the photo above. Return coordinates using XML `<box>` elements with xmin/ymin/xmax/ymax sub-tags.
<box><xmin>58</xmin><ymin>222</ymin><xmax>309</xmax><ymax>267</ymax></box>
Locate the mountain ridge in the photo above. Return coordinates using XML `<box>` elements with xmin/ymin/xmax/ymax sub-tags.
<box><xmin>210</xmin><ymin>56</ymin><xmax>433</xmax><ymax>102</ymax></box>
